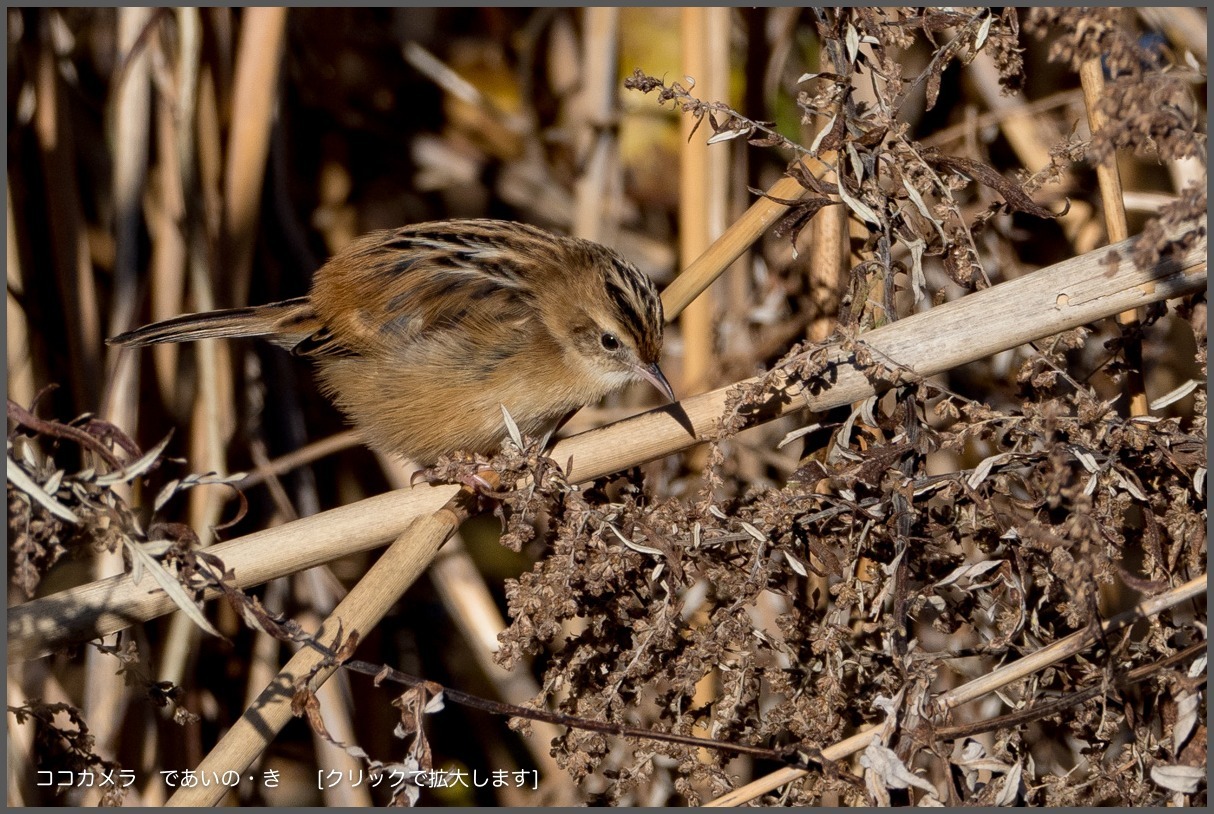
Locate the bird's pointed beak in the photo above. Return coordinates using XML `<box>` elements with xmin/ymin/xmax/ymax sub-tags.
<box><xmin>637</xmin><ymin>361</ymin><xmax>676</xmax><ymax>403</ymax></box>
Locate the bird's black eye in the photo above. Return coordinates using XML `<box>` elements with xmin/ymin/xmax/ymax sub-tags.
<box><xmin>600</xmin><ymin>332</ymin><xmax>620</xmax><ymax>351</ymax></box>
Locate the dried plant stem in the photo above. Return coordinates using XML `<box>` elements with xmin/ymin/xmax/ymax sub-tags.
<box><xmin>1078</xmin><ymin>57</ymin><xmax>1147</xmax><ymax>418</ymax></box>
<box><xmin>1167</xmin><ymin>156</ymin><xmax>1205</xmax><ymax>199</ymax></box>
<box><xmin>662</xmin><ymin>166</ymin><xmax>814</xmax><ymax>321</ymax></box>
<box><xmin>243</xmin><ymin>577</ymin><xmax>288</xmax><ymax>713</ymax></box>
<box><xmin>1137</xmin><ymin>7</ymin><xmax>1207</xmax><ymax>62</ymax></box>
<box><xmin>179</xmin><ymin>326</ymin><xmax>235</xmax><ymax>546</ymax></box>
<box><xmin>221</xmin><ymin>7</ymin><xmax>287</xmax><ymax>306</ymax></box>
<box><xmin>148</xmin><ymin>8</ymin><xmax>200</xmax><ymax>408</ymax></box>
<box><xmin>295</xmin><ymin>608</ymin><xmax>375</xmax><ymax>807</ymax></box>
<box><xmin>239</xmin><ymin>429</ymin><xmax>362</xmax><ymax>489</ymax></box>
<box><xmin>807</xmin><ymin>200</ymin><xmax>848</xmax><ymax>342</ymax></box>
<box><xmin>377</xmin><ymin>457</ymin><xmax>573</xmax><ymax>799</ymax></box>
<box><xmin>1122</xmin><ymin>191</ymin><xmax>1185</xmax><ymax>213</ymax></box>
<box><xmin>10</xmin><ymin>484</ymin><xmax>457</xmax><ymax>663</ymax></box>
<box><xmin>7</xmin><ymin>672</ymin><xmax>36</xmax><ymax>805</ymax></box>
<box><xmin>100</xmin><ymin>7</ymin><xmax>152</xmax><ymax>429</ymax></box>
<box><xmin>148</xmin><ymin>99</ymin><xmax>189</xmax><ymax>404</ymax></box>
<box><xmin>936</xmin><ymin>576</ymin><xmax>1206</xmax><ymax>713</ymax></box>
<box><xmin>86</xmin><ymin>10</ymin><xmax>153</xmax><ymax>757</ymax></box>
<box><xmin>705</xmin><ymin>574</ymin><xmax>1207</xmax><ymax>806</ymax></box>
<box><xmin>1075</xmin><ymin>58</ymin><xmax>1129</xmax><ymax>235</ymax></box>
<box><xmin>162</xmin><ymin>223</ymin><xmax>238</xmax><ymax>690</ymax></box>
<box><xmin>678</xmin><ymin>7</ymin><xmax>730</xmax><ymax>394</ymax></box>
<box><xmin>571</xmin><ymin>7</ymin><xmax>619</xmax><ymax>245</ymax></box>
<box><xmin>920</xmin><ymin>87</ymin><xmax>1084</xmax><ymax>150</ymax></box>
<box><xmin>100</xmin><ymin>3</ymin><xmax>151</xmax><ymax>460</ymax></box>
<box><xmin>565</xmin><ymin>225</ymin><xmax>1206</xmax><ymax>481</ymax></box>
<box><xmin>808</xmin><ymin>46</ymin><xmax>850</xmax><ymax>343</ymax></box>
<box><xmin>401</xmin><ymin>41</ymin><xmax>524</xmax><ymax>139</ymax></box>
<box><xmin>165</xmin><ymin>492</ymin><xmax>473</xmax><ymax>807</ymax></box>
<box><xmin>10</xmin><ymin>225</ymin><xmax>1205</xmax><ymax>663</ymax></box>
<box><xmin>430</xmin><ymin>538</ymin><xmax>575</xmax><ymax>801</ymax></box>
<box><xmin>680</xmin><ymin>7</ymin><xmax>732</xmax><ymax>756</ymax></box>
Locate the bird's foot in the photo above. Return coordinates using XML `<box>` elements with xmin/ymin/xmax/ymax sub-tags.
<box><xmin>410</xmin><ymin>465</ymin><xmax>502</xmax><ymax>497</ymax></box>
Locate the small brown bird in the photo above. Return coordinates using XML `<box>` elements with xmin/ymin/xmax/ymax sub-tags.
<box><xmin>110</xmin><ymin>219</ymin><xmax>674</xmax><ymax>464</ymax></box>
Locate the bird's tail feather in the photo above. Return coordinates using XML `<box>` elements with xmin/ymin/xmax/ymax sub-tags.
<box><xmin>108</xmin><ymin>297</ymin><xmax>319</xmax><ymax>350</ymax></box>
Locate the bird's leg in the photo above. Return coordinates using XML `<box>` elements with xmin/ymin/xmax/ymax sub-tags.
<box><xmin>409</xmin><ymin>465</ymin><xmax>494</xmax><ymax>491</ymax></box>
<box><xmin>412</xmin><ymin>466</ymin><xmax>508</xmax><ymax>522</ymax></box>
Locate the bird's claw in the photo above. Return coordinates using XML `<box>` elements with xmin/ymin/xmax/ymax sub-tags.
<box><xmin>410</xmin><ymin>466</ymin><xmax>502</xmax><ymax>497</ymax></box>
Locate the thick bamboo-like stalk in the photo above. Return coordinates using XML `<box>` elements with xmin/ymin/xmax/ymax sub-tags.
<box><xmin>1078</xmin><ymin>57</ymin><xmax>1147</xmax><ymax>418</ymax></box>
<box><xmin>10</xmin><ymin>225</ymin><xmax>1205</xmax><ymax>663</ymax></box>
<box><xmin>680</xmin><ymin>8</ymin><xmax>732</xmax><ymax>758</ymax></box>
<box><xmin>705</xmin><ymin>574</ymin><xmax>1207</xmax><ymax>806</ymax></box>
<box><xmin>661</xmin><ymin>170</ymin><xmax>812</xmax><ymax>320</ymax></box>
<box><xmin>678</xmin><ymin>7</ymin><xmax>730</xmax><ymax>394</ymax></box>
<box><xmin>166</xmin><ymin>493</ymin><xmax>471</xmax><ymax>806</ymax></box>
<box><xmin>377</xmin><ymin>456</ymin><xmax>574</xmax><ymax>800</ymax></box>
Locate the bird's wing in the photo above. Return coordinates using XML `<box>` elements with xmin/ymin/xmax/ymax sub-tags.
<box><xmin>299</xmin><ymin>222</ymin><xmax>549</xmax><ymax>359</ymax></box>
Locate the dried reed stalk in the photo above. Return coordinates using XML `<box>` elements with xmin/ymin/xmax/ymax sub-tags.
<box><xmin>679</xmin><ymin>6</ymin><xmax>732</xmax><ymax>758</ymax></box>
<box><xmin>6</xmin><ymin>183</ymin><xmax>35</xmax><ymax>407</ymax></box>
<box><xmin>804</xmin><ymin>36</ymin><xmax>856</xmax><ymax>343</ymax></box>
<box><xmin>84</xmin><ymin>6</ymin><xmax>154</xmax><ymax>776</ymax></box>
<box><xmin>147</xmin><ymin>8</ymin><xmax>199</xmax><ymax>410</ymax></box>
<box><xmin>662</xmin><ymin>171</ymin><xmax>812</xmax><ymax>321</ymax></box>
<box><xmin>165</xmin><ymin>488</ymin><xmax>475</xmax><ymax>806</ymax></box>
<box><xmin>219</xmin><ymin>6</ymin><xmax>287</xmax><ymax>306</ymax></box>
<box><xmin>571</xmin><ymin>7</ymin><xmax>619</xmax><ymax>245</ymax></box>
<box><xmin>1078</xmin><ymin>57</ymin><xmax>1147</xmax><ymax>418</ymax></box>
<box><xmin>378</xmin><ymin>457</ymin><xmax>574</xmax><ymax>802</ymax></box>
<box><xmin>678</xmin><ymin>7</ymin><xmax>730</xmax><ymax>394</ymax></box>
<box><xmin>243</xmin><ymin>444</ymin><xmax>361</xmax><ymax>803</ymax></box>
<box><xmin>239</xmin><ymin>429</ymin><xmax>362</xmax><ymax>488</ymax></box>
<box><xmin>1137</xmin><ymin>6</ymin><xmax>1206</xmax><ymax>61</ymax></box>
<box><xmin>100</xmin><ymin>7</ymin><xmax>152</xmax><ymax>427</ymax></box>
